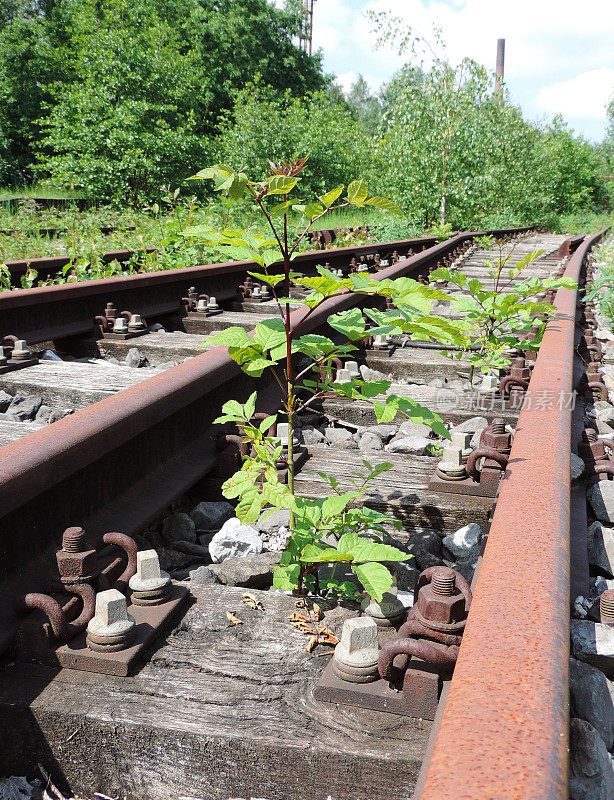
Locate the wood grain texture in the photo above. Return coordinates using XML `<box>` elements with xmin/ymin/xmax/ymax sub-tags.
<box><xmin>0</xmin><ymin>361</ymin><xmax>161</xmax><ymax>409</ymax></box>
<box><xmin>295</xmin><ymin>446</ymin><xmax>492</xmax><ymax>534</ymax></box>
<box><xmin>0</xmin><ymin>586</ymin><xmax>431</xmax><ymax>800</ymax></box>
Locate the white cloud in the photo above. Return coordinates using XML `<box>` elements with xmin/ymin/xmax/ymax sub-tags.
<box><xmin>536</xmin><ymin>69</ymin><xmax>614</xmax><ymax>121</ymax></box>
<box><xmin>333</xmin><ymin>71</ymin><xmax>384</xmax><ymax>93</ymax></box>
<box><xmin>303</xmin><ymin>0</ymin><xmax>614</xmax><ymax>138</ymax></box>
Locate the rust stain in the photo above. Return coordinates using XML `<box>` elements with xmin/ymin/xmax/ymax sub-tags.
<box><xmin>417</xmin><ymin>229</ymin><xmax>609</xmax><ymax>800</ymax></box>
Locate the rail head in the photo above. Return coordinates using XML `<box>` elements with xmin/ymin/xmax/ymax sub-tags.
<box><xmin>416</xmin><ymin>228</ymin><xmax>610</xmax><ymax>800</ymax></box>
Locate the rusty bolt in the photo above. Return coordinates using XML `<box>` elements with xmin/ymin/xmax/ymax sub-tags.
<box><xmin>416</xmin><ymin>568</ymin><xmax>467</xmax><ymax>627</ymax></box>
<box><xmin>600</xmin><ymin>591</ymin><xmax>614</xmax><ymax>625</ymax></box>
<box><xmin>510</xmin><ymin>357</ymin><xmax>531</xmax><ymax>381</ymax></box>
<box><xmin>579</xmin><ymin>428</ymin><xmax>608</xmax><ymax>463</ymax></box>
<box><xmin>480</xmin><ymin>418</ymin><xmax>512</xmax><ymax>454</ymax></box>
<box><xmin>56</xmin><ymin>526</ymin><xmax>97</xmax><ymax>583</ymax></box>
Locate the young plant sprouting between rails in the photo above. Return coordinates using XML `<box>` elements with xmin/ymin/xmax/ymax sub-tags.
<box><xmin>181</xmin><ymin>157</ymin><xmax>455</xmax><ymax>601</ymax></box>
<box><xmin>365</xmin><ymin>234</ymin><xmax>577</xmax><ymax>386</ymax></box>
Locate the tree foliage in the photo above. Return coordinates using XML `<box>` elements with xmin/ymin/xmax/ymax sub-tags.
<box><xmin>213</xmin><ymin>82</ymin><xmax>376</xmax><ymax>198</ymax></box>
<box><xmin>0</xmin><ymin>0</ymin><xmax>325</xmax><ymax>200</ymax></box>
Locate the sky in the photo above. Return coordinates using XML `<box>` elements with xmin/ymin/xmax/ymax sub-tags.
<box><xmin>286</xmin><ymin>0</ymin><xmax>614</xmax><ymax>142</ymax></box>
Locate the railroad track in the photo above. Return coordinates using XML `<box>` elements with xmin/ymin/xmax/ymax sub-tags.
<box><xmin>0</xmin><ymin>224</ymin><xmax>610</xmax><ymax>800</ymax></box>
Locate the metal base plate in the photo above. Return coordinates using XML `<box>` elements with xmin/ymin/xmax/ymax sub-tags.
<box><xmin>313</xmin><ymin>655</ymin><xmax>448</xmax><ymax>720</ymax></box>
<box><xmin>427</xmin><ymin>471</ymin><xmax>500</xmax><ymax>498</ymax></box>
<box><xmin>102</xmin><ymin>329</ymin><xmax>149</xmax><ymax>341</ymax></box>
<box><xmin>54</xmin><ymin>584</ymin><xmax>191</xmax><ymax>676</ymax></box>
<box><xmin>0</xmin><ymin>358</ymin><xmax>39</xmax><ymax>374</ymax></box>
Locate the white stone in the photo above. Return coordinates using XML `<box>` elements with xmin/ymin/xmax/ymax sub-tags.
<box><xmin>451</xmin><ymin>416</ymin><xmax>488</xmax><ymax>435</ymax></box>
<box><xmin>125</xmin><ymin>347</ymin><xmax>148</xmax><ymax>368</ymax></box>
<box><xmin>209</xmin><ymin>518</ymin><xmax>263</xmax><ymax>563</ymax></box>
<box><xmin>571</xmin><ymin>620</ymin><xmax>614</xmax><ymax>677</ymax></box>
<box><xmin>334</xmin><ymin>617</ymin><xmax>379</xmax><ymax>668</ymax></box>
<box><xmin>398</xmin><ymin>420</ymin><xmax>433</xmax><ymax>438</ymax></box>
<box><xmin>360</xmin><ymin>364</ymin><xmax>387</xmax><ymax>381</ymax></box>
<box><xmin>387</xmin><ymin>436</ymin><xmax>431</xmax><ymax>455</ymax></box>
<box><xmin>41</xmin><ymin>349</ymin><xmax>62</xmax><ymax>361</ymax></box>
<box><xmin>365</xmin><ymin>424</ymin><xmax>398</xmax><ymax>441</ymax></box>
<box><xmin>361</xmin><ymin>579</ymin><xmax>405</xmax><ymax>622</ymax></box>
<box><xmin>588</xmin><ymin>521</ymin><xmax>614</xmax><ymax>577</ymax></box>
<box><xmin>442</xmin><ymin>523</ymin><xmax>482</xmax><ymax>561</ymax></box>
<box><xmin>325</xmin><ymin>427</ymin><xmax>354</xmax><ymax>443</ymax></box>
<box><xmin>359</xmin><ymin>431</ymin><xmax>384</xmax><ymax>451</ymax></box>
<box><xmin>257</xmin><ymin>508</ymin><xmax>291</xmax><ymax>534</ymax></box>
<box><xmin>301</xmin><ymin>425</ymin><xmax>326</xmax><ymax>445</ymax></box>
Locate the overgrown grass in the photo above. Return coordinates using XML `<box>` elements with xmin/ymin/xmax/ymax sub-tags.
<box><xmin>539</xmin><ymin>210</ymin><xmax>614</xmax><ymax>235</ymax></box>
<box><xmin>0</xmin><ymin>197</ymin><xmax>610</xmax><ymax>293</ymax></box>
<box><xmin>590</xmin><ymin>235</ymin><xmax>614</xmax><ymax>327</ymax></box>
<box><xmin>0</xmin><ymin>185</ymin><xmax>88</xmax><ymax>201</ymax></box>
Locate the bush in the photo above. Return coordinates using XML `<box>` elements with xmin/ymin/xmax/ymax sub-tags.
<box><xmin>213</xmin><ymin>83</ymin><xmax>376</xmax><ymax>197</ymax></box>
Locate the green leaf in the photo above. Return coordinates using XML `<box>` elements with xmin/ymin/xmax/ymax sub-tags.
<box><xmin>298</xmin><ymin>202</ymin><xmax>325</xmax><ymax>220</ymax></box>
<box><xmin>328</xmin><ymin>307</ymin><xmax>366</xmax><ymax>339</ymax></box>
<box><xmin>268</xmin><ymin>200</ymin><xmax>294</xmax><ymax>217</ymax></box>
<box><xmin>266</xmin><ymin>175</ymin><xmax>299</xmax><ymax>195</ymax></box>
<box><xmin>352</xmin><ymin>562</ymin><xmax>394</xmax><ymax>602</ymax></box>
<box><xmin>319</xmin><ymin>186</ymin><xmax>344</xmax><ymax>207</ymax></box>
<box><xmin>346</xmin><ymin>179</ymin><xmax>368</xmax><ymax>205</ymax></box>
<box><xmin>348</xmin><ymin>540</ymin><xmax>412</xmax><ymax>563</ymax></box>
<box><xmin>259</xmin><ymin>414</ymin><xmax>277</xmax><ymax>433</ymax></box>
<box><xmin>253</xmin><ymin>319</ymin><xmax>286</xmax><ymax>353</ymax></box>
<box><xmin>363</xmin><ymin>196</ymin><xmax>402</xmax><ymax>214</ymax></box>
<box><xmin>321</xmin><ymin>492</ymin><xmax>360</xmax><ymax>518</ymax></box>
<box><xmin>300</xmin><ymin>545</ymin><xmax>353</xmax><ymax>563</ymax></box>
<box><xmin>214</xmin><ymin>397</ymin><xmax>247</xmax><ymax>424</ymax></box>
<box><xmin>235</xmin><ymin>486</ymin><xmax>263</xmax><ymax>523</ymax></box>
<box><xmin>294</xmin><ymin>334</ymin><xmax>339</xmax><ymax>359</ymax></box>
<box><xmin>240</xmin><ymin>356</ymin><xmax>277</xmax><ymax>377</ymax></box>
<box><xmin>244</xmin><ymin>391</ymin><xmax>257</xmax><ymax>421</ymax></box>
<box><xmin>294</xmin><ymin>497</ymin><xmax>323</xmax><ymax>528</ymax></box>
<box><xmin>273</xmin><ymin>564</ymin><xmax>300</xmax><ymax>591</ymax></box>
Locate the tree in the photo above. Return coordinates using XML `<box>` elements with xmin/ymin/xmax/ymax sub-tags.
<box><xmin>534</xmin><ymin>117</ymin><xmax>604</xmax><ymax>214</ymax></box>
<box><xmin>0</xmin><ymin>0</ymin><xmax>325</xmax><ymax>193</ymax></box>
<box><xmin>214</xmin><ymin>82</ymin><xmax>376</xmax><ymax>197</ymax></box>
<box><xmin>344</xmin><ymin>75</ymin><xmax>383</xmax><ymax>136</ymax></box>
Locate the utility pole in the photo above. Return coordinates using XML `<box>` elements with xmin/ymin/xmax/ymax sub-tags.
<box><xmin>299</xmin><ymin>0</ymin><xmax>316</xmax><ymax>56</ymax></box>
<box><xmin>495</xmin><ymin>38</ymin><xmax>505</xmax><ymax>96</ymax></box>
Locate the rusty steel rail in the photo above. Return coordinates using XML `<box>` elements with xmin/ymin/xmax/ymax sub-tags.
<box><xmin>3</xmin><ymin>246</ymin><xmax>156</xmax><ymax>279</ymax></box>
<box><xmin>0</xmin><ymin>227</ymin><xmax>535</xmax><ymax>345</ymax></box>
<box><xmin>0</xmin><ymin>237</ymin><xmax>435</xmax><ymax>344</ymax></box>
<box><xmin>415</xmin><ymin>228</ymin><xmax>610</xmax><ymax>800</ymax></box>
